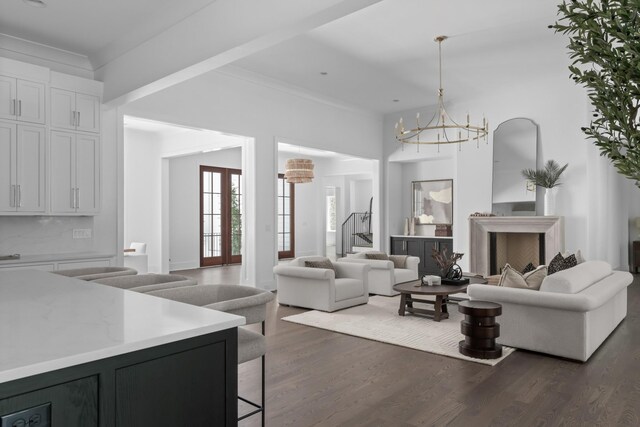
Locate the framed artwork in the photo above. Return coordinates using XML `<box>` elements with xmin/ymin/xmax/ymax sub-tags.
<box><xmin>412</xmin><ymin>179</ymin><xmax>453</xmax><ymax>225</ymax></box>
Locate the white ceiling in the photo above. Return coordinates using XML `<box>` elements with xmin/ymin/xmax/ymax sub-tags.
<box><xmin>230</xmin><ymin>0</ymin><xmax>565</xmax><ymax>114</ymax></box>
<box><xmin>1</xmin><ymin>0</ymin><xmax>567</xmax><ymax>115</ymax></box>
<box><xmin>0</xmin><ymin>0</ymin><xmax>215</xmax><ymax>63</ymax></box>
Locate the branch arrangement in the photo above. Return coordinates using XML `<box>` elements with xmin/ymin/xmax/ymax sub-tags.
<box><xmin>431</xmin><ymin>246</ymin><xmax>464</xmax><ymax>276</ymax></box>
<box><xmin>551</xmin><ymin>0</ymin><xmax>640</xmax><ymax>187</ymax></box>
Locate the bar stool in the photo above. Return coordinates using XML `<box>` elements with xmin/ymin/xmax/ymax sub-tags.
<box><xmin>93</xmin><ymin>273</ymin><xmax>197</xmax><ymax>293</ymax></box>
<box><xmin>54</xmin><ymin>266</ymin><xmax>137</xmax><ymax>281</ymax></box>
<box><xmin>148</xmin><ymin>284</ymin><xmax>275</xmax><ymax>426</ymax></box>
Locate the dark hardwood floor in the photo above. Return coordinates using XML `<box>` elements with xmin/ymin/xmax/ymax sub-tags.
<box><xmin>177</xmin><ymin>267</ymin><xmax>640</xmax><ymax>426</ymax></box>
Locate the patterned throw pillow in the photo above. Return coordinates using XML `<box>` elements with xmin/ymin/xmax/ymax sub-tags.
<box><xmin>521</xmin><ymin>262</ymin><xmax>536</xmax><ymax>274</ymax></box>
<box><xmin>548</xmin><ymin>252</ymin><xmax>578</xmax><ymax>275</ymax></box>
<box><xmin>304</xmin><ymin>259</ymin><xmax>336</xmax><ymax>275</ymax></box>
<box><xmin>498</xmin><ymin>263</ymin><xmax>547</xmax><ymax>290</ymax></box>
<box><xmin>365</xmin><ymin>253</ymin><xmax>389</xmax><ymax>261</ymax></box>
<box><xmin>388</xmin><ymin>255</ymin><xmax>408</xmax><ymax>269</ymax></box>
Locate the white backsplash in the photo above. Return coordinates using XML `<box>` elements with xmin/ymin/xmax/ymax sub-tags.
<box><xmin>0</xmin><ymin>217</ymin><xmax>95</xmax><ymax>256</ymax></box>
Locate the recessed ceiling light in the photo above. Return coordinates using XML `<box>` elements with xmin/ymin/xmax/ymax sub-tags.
<box><xmin>320</xmin><ymin>72</ymin><xmax>328</xmax><ymax>76</ymax></box>
<box><xmin>393</xmin><ymin>99</ymin><xmax>400</xmax><ymax>102</ymax></box>
<box><xmin>23</xmin><ymin>0</ymin><xmax>46</xmax><ymax>7</ymax></box>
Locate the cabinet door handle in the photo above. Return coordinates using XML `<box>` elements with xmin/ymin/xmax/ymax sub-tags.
<box><xmin>9</xmin><ymin>185</ymin><xmax>15</xmax><ymax>207</ymax></box>
<box><xmin>77</xmin><ymin>111</ymin><xmax>80</xmax><ymax>127</ymax></box>
<box><xmin>72</xmin><ymin>111</ymin><xmax>76</xmax><ymax>127</ymax></box>
<box><xmin>17</xmin><ymin>185</ymin><xmax>21</xmax><ymax>207</ymax></box>
<box><xmin>76</xmin><ymin>188</ymin><xmax>80</xmax><ymax>209</ymax></box>
<box><xmin>71</xmin><ymin>188</ymin><xmax>76</xmax><ymax>209</ymax></box>
<box><xmin>10</xmin><ymin>99</ymin><xmax>15</xmax><ymax>116</ymax></box>
<box><xmin>18</xmin><ymin>100</ymin><xmax>21</xmax><ymax>117</ymax></box>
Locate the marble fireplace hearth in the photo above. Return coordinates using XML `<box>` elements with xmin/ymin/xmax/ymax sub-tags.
<box><xmin>469</xmin><ymin>216</ymin><xmax>564</xmax><ymax>277</ymax></box>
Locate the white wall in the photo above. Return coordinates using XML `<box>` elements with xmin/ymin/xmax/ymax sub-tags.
<box><xmin>169</xmin><ymin>148</ymin><xmax>242</xmax><ymax>271</ymax></box>
<box><xmin>382</xmin><ymin>39</ymin><xmax>637</xmax><ymax>270</ymax></box>
<box><xmin>124</xmin><ymin>70</ymin><xmax>383</xmax><ymax>289</ymax></box>
<box><xmin>124</xmin><ymin>128</ymin><xmax>163</xmax><ymax>271</ymax></box>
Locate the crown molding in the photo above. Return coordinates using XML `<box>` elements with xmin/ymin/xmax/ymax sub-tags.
<box><xmin>0</xmin><ymin>33</ymin><xmax>94</xmax><ymax>79</ymax></box>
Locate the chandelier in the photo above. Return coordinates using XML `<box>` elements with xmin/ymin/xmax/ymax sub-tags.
<box><xmin>395</xmin><ymin>36</ymin><xmax>488</xmax><ymax>149</ymax></box>
<box><xmin>284</xmin><ymin>158</ymin><xmax>314</xmax><ymax>184</ymax></box>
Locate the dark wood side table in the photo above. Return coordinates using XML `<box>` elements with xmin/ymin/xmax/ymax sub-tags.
<box><xmin>458</xmin><ymin>300</ymin><xmax>502</xmax><ymax>359</ymax></box>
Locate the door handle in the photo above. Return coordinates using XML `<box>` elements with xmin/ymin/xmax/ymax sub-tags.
<box><xmin>76</xmin><ymin>188</ymin><xmax>80</xmax><ymax>209</ymax></box>
<box><xmin>77</xmin><ymin>111</ymin><xmax>80</xmax><ymax>127</ymax></box>
<box><xmin>10</xmin><ymin>99</ymin><xmax>15</xmax><ymax>116</ymax></box>
<box><xmin>72</xmin><ymin>111</ymin><xmax>76</xmax><ymax>127</ymax></box>
<box><xmin>17</xmin><ymin>185</ymin><xmax>21</xmax><ymax>207</ymax></box>
<box><xmin>71</xmin><ymin>188</ymin><xmax>76</xmax><ymax>209</ymax></box>
<box><xmin>10</xmin><ymin>184</ymin><xmax>15</xmax><ymax>207</ymax></box>
<box><xmin>18</xmin><ymin>100</ymin><xmax>21</xmax><ymax>117</ymax></box>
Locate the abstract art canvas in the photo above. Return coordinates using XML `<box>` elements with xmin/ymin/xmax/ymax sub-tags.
<box><xmin>412</xmin><ymin>179</ymin><xmax>453</xmax><ymax>225</ymax></box>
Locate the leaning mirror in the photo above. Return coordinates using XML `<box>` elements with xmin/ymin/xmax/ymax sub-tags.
<box><xmin>491</xmin><ymin>118</ymin><xmax>538</xmax><ymax>215</ymax></box>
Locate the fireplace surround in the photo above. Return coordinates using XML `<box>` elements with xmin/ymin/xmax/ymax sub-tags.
<box><xmin>469</xmin><ymin>216</ymin><xmax>564</xmax><ymax>277</ymax></box>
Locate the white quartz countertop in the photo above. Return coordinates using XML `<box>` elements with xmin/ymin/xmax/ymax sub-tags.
<box><xmin>0</xmin><ymin>252</ymin><xmax>115</xmax><ymax>265</ymax></box>
<box><xmin>0</xmin><ymin>270</ymin><xmax>245</xmax><ymax>383</ymax></box>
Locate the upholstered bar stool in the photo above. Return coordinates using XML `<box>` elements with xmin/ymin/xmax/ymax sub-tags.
<box><xmin>148</xmin><ymin>285</ymin><xmax>275</xmax><ymax>426</ymax></box>
<box><xmin>54</xmin><ymin>266</ymin><xmax>137</xmax><ymax>281</ymax></box>
<box><xmin>93</xmin><ymin>274</ymin><xmax>197</xmax><ymax>293</ymax></box>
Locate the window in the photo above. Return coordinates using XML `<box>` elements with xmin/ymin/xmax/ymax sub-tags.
<box><xmin>277</xmin><ymin>174</ymin><xmax>295</xmax><ymax>259</ymax></box>
<box><xmin>326</xmin><ymin>193</ymin><xmax>336</xmax><ymax>232</ymax></box>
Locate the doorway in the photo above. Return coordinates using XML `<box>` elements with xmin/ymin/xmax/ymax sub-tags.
<box><xmin>200</xmin><ymin>166</ymin><xmax>242</xmax><ymax>266</ymax></box>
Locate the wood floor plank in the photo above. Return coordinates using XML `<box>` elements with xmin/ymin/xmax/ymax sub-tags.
<box><xmin>177</xmin><ymin>267</ymin><xmax>640</xmax><ymax>427</ymax></box>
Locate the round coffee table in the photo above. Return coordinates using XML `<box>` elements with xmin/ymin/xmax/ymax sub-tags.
<box><xmin>393</xmin><ymin>280</ymin><xmax>468</xmax><ymax>322</ymax></box>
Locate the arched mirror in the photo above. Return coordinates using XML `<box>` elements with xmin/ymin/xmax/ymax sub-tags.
<box><xmin>491</xmin><ymin>118</ymin><xmax>538</xmax><ymax>215</ymax></box>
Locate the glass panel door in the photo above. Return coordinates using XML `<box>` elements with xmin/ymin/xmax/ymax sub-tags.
<box><xmin>201</xmin><ymin>166</ymin><xmax>223</xmax><ymax>266</ymax></box>
<box><xmin>277</xmin><ymin>174</ymin><xmax>295</xmax><ymax>259</ymax></box>
<box><xmin>200</xmin><ymin>166</ymin><xmax>242</xmax><ymax>266</ymax></box>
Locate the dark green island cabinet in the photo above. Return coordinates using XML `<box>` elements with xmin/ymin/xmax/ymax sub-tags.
<box><xmin>390</xmin><ymin>235</ymin><xmax>453</xmax><ymax>276</ymax></box>
<box><xmin>0</xmin><ymin>270</ymin><xmax>245</xmax><ymax>427</ymax></box>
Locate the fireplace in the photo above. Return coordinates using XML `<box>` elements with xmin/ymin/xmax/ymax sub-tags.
<box><xmin>489</xmin><ymin>232</ymin><xmax>545</xmax><ymax>275</ymax></box>
<box><xmin>469</xmin><ymin>216</ymin><xmax>564</xmax><ymax>277</ymax></box>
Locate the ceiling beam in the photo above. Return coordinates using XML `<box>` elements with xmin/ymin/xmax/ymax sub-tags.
<box><xmin>99</xmin><ymin>0</ymin><xmax>384</xmax><ymax>107</ymax></box>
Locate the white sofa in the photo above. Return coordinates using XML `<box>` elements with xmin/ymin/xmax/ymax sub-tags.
<box><xmin>273</xmin><ymin>256</ymin><xmax>370</xmax><ymax>312</ymax></box>
<box><xmin>338</xmin><ymin>251</ymin><xmax>419</xmax><ymax>296</ymax></box>
<box><xmin>467</xmin><ymin>260</ymin><xmax>632</xmax><ymax>362</ymax></box>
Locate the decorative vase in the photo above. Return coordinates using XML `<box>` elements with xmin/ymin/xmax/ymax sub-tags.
<box><xmin>408</xmin><ymin>218</ymin><xmax>415</xmax><ymax>236</ymax></box>
<box><xmin>403</xmin><ymin>218</ymin><xmax>409</xmax><ymax>236</ymax></box>
<box><xmin>544</xmin><ymin>187</ymin><xmax>558</xmax><ymax>216</ymax></box>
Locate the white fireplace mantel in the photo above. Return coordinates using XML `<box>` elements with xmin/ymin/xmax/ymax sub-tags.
<box><xmin>469</xmin><ymin>216</ymin><xmax>564</xmax><ymax>277</ymax></box>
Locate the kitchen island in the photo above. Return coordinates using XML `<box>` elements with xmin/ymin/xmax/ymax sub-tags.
<box><xmin>0</xmin><ymin>269</ymin><xmax>244</xmax><ymax>426</ymax></box>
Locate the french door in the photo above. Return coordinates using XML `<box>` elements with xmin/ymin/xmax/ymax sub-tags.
<box><xmin>200</xmin><ymin>166</ymin><xmax>242</xmax><ymax>266</ymax></box>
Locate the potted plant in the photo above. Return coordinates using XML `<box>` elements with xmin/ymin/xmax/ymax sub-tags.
<box><xmin>521</xmin><ymin>160</ymin><xmax>568</xmax><ymax>215</ymax></box>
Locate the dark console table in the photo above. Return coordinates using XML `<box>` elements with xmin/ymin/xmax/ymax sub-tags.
<box><xmin>458</xmin><ymin>300</ymin><xmax>503</xmax><ymax>359</ymax></box>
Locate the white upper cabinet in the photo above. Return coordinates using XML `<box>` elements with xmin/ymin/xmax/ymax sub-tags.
<box><xmin>0</xmin><ymin>76</ymin><xmax>45</xmax><ymax>124</ymax></box>
<box><xmin>50</xmin><ymin>88</ymin><xmax>100</xmax><ymax>133</ymax></box>
<box><xmin>0</xmin><ymin>121</ymin><xmax>46</xmax><ymax>213</ymax></box>
<box><xmin>50</xmin><ymin>130</ymin><xmax>100</xmax><ymax>214</ymax></box>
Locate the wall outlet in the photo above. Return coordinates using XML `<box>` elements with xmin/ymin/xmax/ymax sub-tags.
<box><xmin>72</xmin><ymin>229</ymin><xmax>92</xmax><ymax>239</ymax></box>
<box><xmin>0</xmin><ymin>402</ymin><xmax>51</xmax><ymax>427</ymax></box>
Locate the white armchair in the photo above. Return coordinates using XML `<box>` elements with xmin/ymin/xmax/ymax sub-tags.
<box><xmin>338</xmin><ymin>251</ymin><xmax>419</xmax><ymax>296</ymax></box>
<box><xmin>273</xmin><ymin>256</ymin><xmax>370</xmax><ymax>312</ymax></box>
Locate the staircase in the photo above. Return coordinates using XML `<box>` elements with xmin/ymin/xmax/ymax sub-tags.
<box><xmin>340</xmin><ymin>197</ymin><xmax>373</xmax><ymax>257</ymax></box>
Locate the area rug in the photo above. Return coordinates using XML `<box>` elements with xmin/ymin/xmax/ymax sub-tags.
<box><xmin>281</xmin><ymin>295</ymin><xmax>515</xmax><ymax>366</ymax></box>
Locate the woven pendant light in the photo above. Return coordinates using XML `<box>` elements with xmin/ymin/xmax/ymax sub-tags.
<box><xmin>284</xmin><ymin>158</ymin><xmax>314</xmax><ymax>184</ymax></box>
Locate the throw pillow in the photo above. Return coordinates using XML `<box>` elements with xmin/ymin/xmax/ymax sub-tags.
<box><xmin>563</xmin><ymin>249</ymin><xmax>585</xmax><ymax>264</ymax></box>
<box><xmin>304</xmin><ymin>259</ymin><xmax>336</xmax><ymax>275</ymax></box>
<box><xmin>388</xmin><ymin>255</ymin><xmax>408</xmax><ymax>269</ymax></box>
<box><xmin>548</xmin><ymin>252</ymin><xmax>578</xmax><ymax>275</ymax></box>
<box><xmin>365</xmin><ymin>253</ymin><xmax>389</xmax><ymax>261</ymax></box>
<box><xmin>521</xmin><ymin>262</ymin><xmax>536</xmax><ymax>274</ymax></box>
<box><xmin>498</xmin><ymin>263</ymin><xmax>546</xmax><ymax>290</ymax></box>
